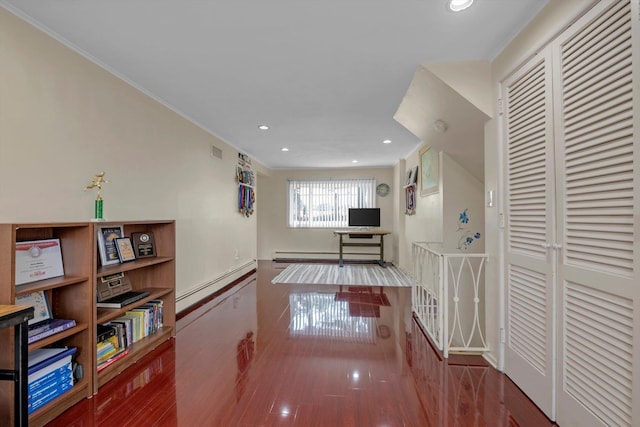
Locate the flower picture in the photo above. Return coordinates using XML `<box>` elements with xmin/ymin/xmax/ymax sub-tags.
<box><xmin>456</xmin><ymin>208</ymin><xmax>481</xmax><ymax>250</ymax></box>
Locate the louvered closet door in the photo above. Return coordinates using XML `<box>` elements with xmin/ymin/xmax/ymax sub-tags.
<box><xmin>552</xmin><ymin>1</ymin><xmax>638</xmax><ymax>425</ymax></box>
<box><xmin>503</xmin><ymin>49</ymin><xmax>557</xmax><ymax>421</ymax></box>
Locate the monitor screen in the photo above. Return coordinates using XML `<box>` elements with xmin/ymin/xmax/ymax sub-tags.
<box><xmin>348</xmin><ymin>208</ymin><xmax>380</xmax><ymax>227</ymax></box>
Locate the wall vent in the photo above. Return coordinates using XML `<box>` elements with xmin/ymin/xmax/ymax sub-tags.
<box><xmin>211</xmin><ymin>144</ymin><xmax>223</xmax><ymax>159</ymax></box>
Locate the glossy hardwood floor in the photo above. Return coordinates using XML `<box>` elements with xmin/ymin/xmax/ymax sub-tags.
<box><xmin>47</xmin><ymin>261</ymin><xmax>555</xmax><ymax>426</ymax></box>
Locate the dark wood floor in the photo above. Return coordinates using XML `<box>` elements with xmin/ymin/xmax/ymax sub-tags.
<box><xmin>47</xmin><ymin>261</ymin><xmax>555</xmax><ymax>426</ymax></box>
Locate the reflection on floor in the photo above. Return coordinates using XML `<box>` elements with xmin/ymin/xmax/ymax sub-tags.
<box><xmin>46</xmin><ymin>261</ymin><xmax>554</xmax><ymax>426</ymax></box>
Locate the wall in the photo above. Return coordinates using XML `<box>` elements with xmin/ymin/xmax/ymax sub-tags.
<box><xmin>484</xmin><ymin>0</ymin><xmax>598</xmax><ymax>369</ymax></box>
<box><xmin>399</xmin><ymin>146</ymin><xmax>444</xmax><ymax>272</ymax></box>
<box><xmin>442</xmin><ymin>154</ymin><xmax>484</xmax><ymax>253</ymax></box>
<box><xmin>257</xmin><ymin>168</ymin><xmax>394</xmax><ymax>262</ymax></box>
<box><xmin>0</xmin><ymin>8</ymin><xmax>257</xmax><ymax>312</ymax></box>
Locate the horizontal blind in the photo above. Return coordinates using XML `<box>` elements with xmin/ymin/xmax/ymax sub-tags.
<box><xmin>287</xmin><ymin>178</ymin><xmax>375</xmax><ymax>228</ymax></box>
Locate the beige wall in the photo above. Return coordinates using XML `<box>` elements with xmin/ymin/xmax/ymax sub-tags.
<box><xmin>483</xmin><ymin>0</ymin><xmax>597</xmax><ymax>369</ymax></box>
<box><xmin>257</xmin><ymin>167</ymin><xmax>395</xmax><ymax>262</ymax></box>
<box><xmin>0</xmin><ymin>8</ymin><xmax>257</xmax><ymax>312</ymax></box>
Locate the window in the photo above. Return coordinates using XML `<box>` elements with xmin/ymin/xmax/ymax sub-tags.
<box><xmin>287</xmin><ymin>178</ymin><xmax>376</xmax><ymax>228</ymax></box>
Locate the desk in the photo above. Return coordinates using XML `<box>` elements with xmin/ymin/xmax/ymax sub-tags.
<box><xmin>0</xmin><ymin>305</ymin><xmax>34</xmax><ymax>427</ymax></box>
<box><xmin>333</xmin><ymin>230</ymin><xmax>391</xmax><ymax>267</ymax></box>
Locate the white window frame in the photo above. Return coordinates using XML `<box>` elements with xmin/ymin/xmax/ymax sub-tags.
<box><xmin>287</xmin><ymin>178</ymin><xmax>376</xmax><ymax>228</ymax></box>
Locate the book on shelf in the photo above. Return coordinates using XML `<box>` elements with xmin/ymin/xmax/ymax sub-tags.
<box><xmin>28</xmin><ymin>378</ymin><xmax>74</xmax><ymax>414</ymax></box>
<box><xmin>28</xmin><ymin>347</ymin><xmax>77</xmax><ymax>376</ymax></box>
<box><xmin>96</xmin><ymin>290</ymin><xmax>151</xmax><ymax>308</ymax></box>
<box><xmin>97</xmin><ymin>348</ymin><xmax>129</xmax><ymax>372</ymax></box>
<box><xmin>125</xmin><ymin>310</ymin><xmax>146</xmax><ymax>342</ymax></box>
<box><xmin>29</xmin><ymin>362</ymin><xmax>72</xmax><ymax>393</ymax></box>
<box><xmin>29</xmin><ymin>369</ymin><xmax>73</xmax><ymax>402</ymax></box>
<box><xmin>97</xmin><ymin>323</ymin><xmax>118</xmax><ymax>343</ymax></box>
<box><xmin>27</xmin><ymin>347</ymin><xmax>76</xmax><ymax>413</ymax></box>
<box><xmin>28</xmin><ymin>318</ymin><xmax>77</xmax><ymax>344</ymax></box>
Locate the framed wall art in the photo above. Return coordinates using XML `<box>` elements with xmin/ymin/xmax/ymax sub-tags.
<box><xmin>419</xmin><ymin>145</ymin><xmax>439</xmax><ymax>196</ymax></box>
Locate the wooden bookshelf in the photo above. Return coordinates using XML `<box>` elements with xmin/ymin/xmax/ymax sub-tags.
<box><xmin>0</xmin><ymin>222</ymin><xmax>93</xmax><ymax>427</ymax></box>
<box><xmin>91</xmin><ymin>220</ymin><xmax>176</xmax><ymax>393</ymax></box>
<box><xmin>0</xmin><ymin>220</ymin><xmax>176</xmax><ymax>426</ymax></box>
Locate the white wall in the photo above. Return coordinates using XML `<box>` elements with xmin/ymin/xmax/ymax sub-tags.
<box><xmin>257</xmin><ymin>168</ymin><xmax>395</xmax><ymax>262</ymax></box>
<box><xmin>399</xmin><ymin>146</ymin><xmax>444</xmax><ymax>272</ymax></box>
<box><xmin>442</xmin><ymin>153</ymin><xmax>485</xmax><ymax>253</ymax></box>
<box><xmin>0</xmin><ymin>8</ymin><xmax>257</xmax><ymax>312</ymax></box>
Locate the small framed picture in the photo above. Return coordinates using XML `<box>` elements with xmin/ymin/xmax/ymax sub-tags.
<box><xmin>97</xmin><ymin>225</ymin><xmax>124</xmax><ymax>266</ymax></box>
<box><xmin>115</xmin><ymin>237</ymin><xmax>136</xmax><ymax>263</ymax></box>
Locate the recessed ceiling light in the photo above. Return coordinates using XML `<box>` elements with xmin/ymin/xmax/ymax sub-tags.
<box><xmin>447</xmin><ymin>0</ymin><xmax>474</xmax><ymax>12</ymax></box>
<box><xmin>383</xmin><ymin>139</ymin><xmax>392</xmax><ymax>144</ymax></box>
<box><xmin>258</xmin><ymin>124</ymin><xmax>270</xmax><ymax>130</ymax></box>
<box><xmin>281</xmin><ymin>147</ymin><xmax>289</xmax><ymax>152</ymax></box>
<box><xmin>352</xmin><ymin>160</ymin><xmax>358</xmax><ymax>163</ymax></box>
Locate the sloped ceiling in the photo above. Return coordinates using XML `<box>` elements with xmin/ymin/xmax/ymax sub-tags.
<box><xmin>394</xmin><ymin>63</ymin><xmax>491</xmax><ymax>182</ymax></box>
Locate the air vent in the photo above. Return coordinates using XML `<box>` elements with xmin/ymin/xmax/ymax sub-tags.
<box><xmin>211</xmin><ymin>144</ymin><xmax>223</xmax><ymax>159</ymax></box>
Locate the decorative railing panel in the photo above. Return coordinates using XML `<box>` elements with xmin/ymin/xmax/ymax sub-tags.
<box><xmin>412</xmin><ymin>242</ymin><xmax>489</xmax><ymax>357</ymax></box>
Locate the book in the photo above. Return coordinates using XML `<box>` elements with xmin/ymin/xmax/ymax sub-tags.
<box><xmin>96</xmin><ymin>290</ymin><xmax>150</xmax><ymax>309</ymax></box>
<box><xmin>97</xmin><ymin>348</ymin><xmax>129</xmax><ymax>372</ymax></box>
<box><xmin>97</xmin><ymin>323</ymin><xmax>117</xmax><ymax>343</ymax></box>
<box><xmin>108</xmin><ymin>320</ymin><xmax>128</xmax><ymax>348</ymax></box>
<box><xmin>28</xmin><ymin>379</ymin><xmax>73</xmax><ymax>414</ymax></box>
<box><xmin>28</xmin><ymin>347</ymin><xmax>77</xmax><ymax>376</ymax></box>
<box><xmin>29</xmin><ymin>370</ymin><xmax>73</xmax><ymax>402</ymax></box>
<box><xmin>125</xmin><ymin>310</ymin><xmax>145</xmax><ymax>342</ymax></box>
<box><xmin>28</xmin><ymin>318</ymin><xmax>77</xmax><ymax>344</ymax></box>
<box><xmin>112</xmin><ymin>316</ymin><xmax>134</xmax><ymax>348</ymax></box>
<box><xmin>29</xmin><ymin>362</ymin><xmax>72</xmax><ymax>391</ymax></box>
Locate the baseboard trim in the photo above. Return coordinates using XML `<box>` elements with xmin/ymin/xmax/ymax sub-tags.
<box><xmin>176</xmin><ymin>260</ymin><xmax>256</xmax><ymax>320</ymax></box>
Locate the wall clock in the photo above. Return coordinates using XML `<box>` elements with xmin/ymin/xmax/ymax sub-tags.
<box><xmin>376</xmin><ymin>183</ymin><xmax>390</xmax><ymax>197</ymax></box>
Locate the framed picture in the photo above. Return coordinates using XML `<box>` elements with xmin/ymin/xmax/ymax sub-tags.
<box><xmin>131</xmin><ymin>231</ymin><xmax>156</xmax><ymax>258</ymax></box>
<box><xmin>419</xmin><ymin>145</ymin><xmax>439</xmax><ymax>196</ymax></box>
<box><xmin>15</xmin><ymin>291</ymin><xmax>51</xmax><ymax>325</ymax></box>
<box><xmin>14</xmin><ymin>239</ymin><xmax>65</xmax><ymax>285</ymax></box>
<box><xmin>115</xmin><ymin>237</ymin><xmax>136</xmax><ymax>262</ymax></box>
<box><xmin>97</xmin><ymin>225</ymin><xmax>124</xmax><ymax>266</ymax></box>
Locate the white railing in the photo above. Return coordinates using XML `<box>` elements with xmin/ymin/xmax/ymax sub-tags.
<box><xmin>411</xmin><ymin>242</ymin><xmax>489</xmax><ymax>358</ymax></box>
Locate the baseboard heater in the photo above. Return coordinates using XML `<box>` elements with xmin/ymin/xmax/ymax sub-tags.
<box><xmin>176</xmin><ymin>260</ymin><xmax>256</xmax><ymax>303</ymax></box>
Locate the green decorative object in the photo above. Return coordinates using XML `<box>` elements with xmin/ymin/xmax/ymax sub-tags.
<box><xmin>95</xmin><ymin>198</ymin><xmax>103</xmax><ymax>220</ymax></box>
<box><xmin>85</xmin><ymin>172</ymin><xmax>109</xmax><ymax>221</ymax></box>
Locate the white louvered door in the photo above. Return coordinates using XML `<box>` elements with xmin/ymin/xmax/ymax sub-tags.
<box><xmin>502</xmin><ymin>1</ymin><xmax>638</xmax><ymax>425</ymax></box>
<box><xmin>552</xmin><ymin>1</ymin><xmax>637</xmax><ymax>425</ymax></box>
<box><xmin>503</xmin><ymin>49</ymin><xmax>557</xmax><ymax>420</ymax></box>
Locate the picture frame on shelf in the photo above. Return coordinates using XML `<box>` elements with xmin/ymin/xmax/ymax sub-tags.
<box><xmin>115</xmin><ymin>237</ymin><xmax>136</xmax><ymax>262</ymax></box>
<box><xmin>131</xmin><ymin>231</ymin><xmax>156</xmax><ymax>258</ymax></box>
<box><xmin>97</xmin><ymin>225</ymin><xmax>124</xmax><ymax>266</ymax></box>
<box><xmin>15</xmin><ymin>290</ymin><xmax>51</xmax><ymax>325</ymax></box>
<box><xmin>14</xmin><ymin>238</ymin><xmax>65</xmax><ymax>285</ymax></box>
<box><xmin>419</xmin><ymin>145</ymin><xmax>439</xmax><ymax>196</ymax></box>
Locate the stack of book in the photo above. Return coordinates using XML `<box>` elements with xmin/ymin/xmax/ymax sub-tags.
<box><xmin>28</xmin><ymin>347</ymin><xmax>76</xmax><ymax>414</ymax></box>
<box><xmin>96</xmin><ymin>300</ymin><xmax>164</xmax><ymax>371</ymax></box>
<box><xmin>28</xmin><ymin>318</ymin><xmax>77</xmax><ymax>344</ymax></box>
<box><xmin>96</xmin><ymin>324</ymin><xmax>127</xmax><ymax>372</ymax></box>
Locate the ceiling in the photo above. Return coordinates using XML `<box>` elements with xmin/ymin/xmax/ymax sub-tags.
<box><xmin>1</xmin><ymin>0</ymin><xmax>548</xmax><ymax>170</ymax></box>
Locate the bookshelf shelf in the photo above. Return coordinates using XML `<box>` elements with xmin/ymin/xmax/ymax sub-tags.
<box><xmin>0</xmin><ymin>220</ymin><xmax>176</xmax><ymax>426</ymax></box>
<box><xmin>96</xmin><ymin>326</ymin><xmax>173</xmax><ymax>388</ymax></box>
<box><xmin>0</xmin><ymin>222</ymin><xmax>93</xmax><ymax>427</ymax></box>
<box><xmin>96</xmin><ymin>287</ymin><xmax>173</xmax><ymax>324</ymax></box>
<box><xmin>28</xmin><ymin>323</ymin><xmax>89</xmax><ymax>352</ymax></box>
<box><xmin>96</xmin><ymin>257</ymin><xmax>173</xmax><ymax>278</ymax></box>
<box><xmin>91</xmin><ymin>221</ymin><xmax>176</xmax><ymax>393</ymax></box>
<box><xmin>15</xmin><ymin>275</ymin><xmax>90</xmax><ymax>296</ymax></box>
<box><xmin>28</xmin><ymin>380</ymin><xmax>90</xmax><ymax>427</ymax></box>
